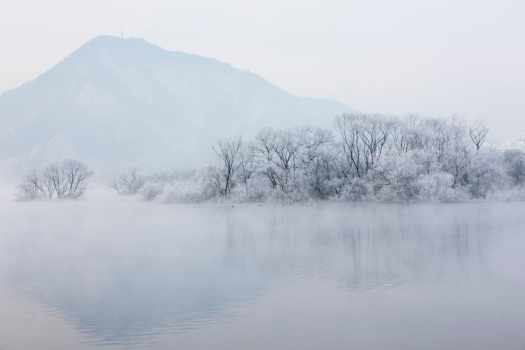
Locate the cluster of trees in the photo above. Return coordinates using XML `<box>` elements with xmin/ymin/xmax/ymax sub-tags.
<box><xmin>111</xmin><ymin>168</ymin><xmax>146</xmax><ymax>195</ymax></box>
<box><xmin>110</xmin><ymin>168</ymin><xmax>203</xmax><ymax>202</ymax></box>
<box><xmin>18</xmin><ymin>115</ymin><xmax>524</xmax><ymax>204</ymax></box>
<box><xmin>205</xmin><ymin>113</ymin><xmax>525</xmax><ymax>202</ymax></box>
<box><xmin>18</xmin><ymin>160</ymin><xmax>92</xmax><ymax>200</ymax></box>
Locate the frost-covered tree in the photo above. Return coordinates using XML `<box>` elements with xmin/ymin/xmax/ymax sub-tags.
<box><xmin>112</xmin><ymin>168</ymin><xmax>146</xmax><ymax>195</ymax></box>
<box><xmin>119</xmin><ymin>113</ymin><xmax>523</xmax><ymax>203</ymax></box>
<box><xmin>469</xmin><ymin>121</ymin><xmax>489</xmax><ymax>151</ymax></box>
<box><xmin>213</xmin><ymin>138</ymin><xmax>242</xmax><ymax>197</ymax></box>
<box><xmin>252</xmin><ymin>129</ymin><xmax>298</xmax><ymax>194</ymax></box>
<box><xmin>503</xmin><ymin>150</ymin><xmax>525</xmax><ymax>186</ymax></box>
<box><xmin>17</xmin><ymin>171</ymin><xmax>45</xmax><ymax>200</ymax></box>
<box><xmin>18</xmin><ymin>160</ymin><xmax>92</xmax><ymax>200</ymax></box>
<box><xmin>296</xmin><ymin>127</ymin><xmax>338</xmax><ymax>198</ymax></box>
<box><xmin>335</xmin><ymin>113</ymin><xmax>390</xmax><ymax>179</ymax></box>
<box><xmin>237</xmin><ymin>144</ymin><xmax>257</xmax><ymax>193</ymax></box>
<box><xmin>468</xmin><ymin>150</ymin><xmax>507</xmax><ymax>198</ymax></box>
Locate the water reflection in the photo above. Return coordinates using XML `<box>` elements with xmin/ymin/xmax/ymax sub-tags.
<box><xmin>1</xmin><ymin>202</ymin><xmax>524</xmax><ymax>348</ymax></box>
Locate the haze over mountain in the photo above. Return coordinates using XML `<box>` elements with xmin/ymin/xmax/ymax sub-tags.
<box><xmin>0</xmin><ymin>35</ymin><xmax>348</xmax><ymax>172</ymax></box>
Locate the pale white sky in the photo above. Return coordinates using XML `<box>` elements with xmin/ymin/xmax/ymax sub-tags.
<box><xmin>1</xmin><ymin>0</ymin><xmax>524</xmax><ymax>140</ymax></box>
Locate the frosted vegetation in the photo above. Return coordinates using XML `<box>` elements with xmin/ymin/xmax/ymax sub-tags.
<box><xmin>17</xmin><ymin>159</ymin><xmax>92</xmax><ymax>200</ymax></box>
<box><xmin>18</xmin><ymin>113</ymin><xmax>525</xmax><ymax>203</ymax></box>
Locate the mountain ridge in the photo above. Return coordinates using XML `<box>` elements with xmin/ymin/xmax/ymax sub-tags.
<box><xmin>0</xmin><ymin>35</ymin><xmax>349</xmax><ymax>172</ymax></box>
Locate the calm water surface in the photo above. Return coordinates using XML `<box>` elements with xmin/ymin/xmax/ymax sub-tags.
<box><xmin>1</xmin><ymin>198</ymin><xmax>525</xmax><ymax>349</ymax></box>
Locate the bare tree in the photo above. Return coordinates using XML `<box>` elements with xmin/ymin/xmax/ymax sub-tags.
<box><xmin>469</xmin><ymin>121</ymin><xmax>489</xmax><ymax>151</ymax></box>
<box><xmin>42</xmin><ymin>163</ymin><xmax>66</xmax><ymax>198</ymax></box>
<box><xmin>335</xmin><ymin>113</ymin><xmax>389</xmax><ymax>178</ymax></box>
<box><xmin>43</xmin><ymin>160</ymin><xmax>92</xmax><ymax>198</ymax></box>
<box><xmin>18</xmin><ymin>160</ymin><xmax>92</xmax><ymax>200</ymax></box>
<box><xmin>360</xmin><ymin>115</ymin><xmax>389</xmax><ymax>171</ymax></box>
<box><xmin>238</xmin><ymin>144</ymin><xmax>257</xmax><ymax>192</ymax></box>
<box><xmin>270</xmin><ymin>130</ymin><xmax>299</xmax><ymax>193</ymax></box>
<box><xmin>61</xmin><ymin>160</ymin><xmax>93</xmax><ymax>198</ymax></box>
<box><xmin>336</xmin><ymin>114</ymin><xmax>364</xmax><ymax>178</ymax></box>
<box><xmin>214</xmin><ymin>138</ymin><xmax>242</xmax><ymax>197</ymax></box>
<box><xmin>253</xmin><ymin>128</ymin><xmax>279</xmax><ymax>189</ymax></box>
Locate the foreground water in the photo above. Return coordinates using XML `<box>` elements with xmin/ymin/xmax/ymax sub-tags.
<box><xmin>1</xmin><ymin>196</ymin><xmax>525</xmax><ymax>349</ymax></box>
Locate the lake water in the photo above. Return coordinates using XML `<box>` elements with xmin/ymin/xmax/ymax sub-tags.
<box><xmin>1</xmin><ymin>197</ymin><xmax>525</xmax><ymax>349</ymax></box>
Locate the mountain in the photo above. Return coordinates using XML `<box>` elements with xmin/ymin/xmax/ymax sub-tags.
<box><xmin>0</xmin><ymin>35</ymin><xmax>348</xmax><ymax>172</ymax></box>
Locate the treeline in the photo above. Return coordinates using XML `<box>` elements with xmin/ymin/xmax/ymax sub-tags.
<box><xmin>113</xmin><ymin>113</ymin><xmax>525</xmax><ymax>203</ymax></box>
<box><xmin>18</xmin><ymin>113</ymin><xmax>525</xmax><ymax>203</ymax></box>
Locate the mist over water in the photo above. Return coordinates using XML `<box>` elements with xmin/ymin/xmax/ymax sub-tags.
<box><xmin>2</xmin><ymin>2</ymin><xmax>524</xmax><ymax>349</ymax></box>
<box><xmin>1</xmin><ymin>195</ymin><xmax>525</xmax><ymax>349</ymax></box>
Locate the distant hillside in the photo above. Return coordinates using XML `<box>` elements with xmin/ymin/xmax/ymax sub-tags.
<box><xmin>0</xmin><ymin>35</ymin><xmax>348</xmax><ymax>172</ymax></box>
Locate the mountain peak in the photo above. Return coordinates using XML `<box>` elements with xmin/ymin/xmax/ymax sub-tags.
<box><xmin>0</xmin><ymin>36</ymin><xmax>349</xmax><ymax>170</ymax></box>
<box><xmin>72</xmin><ymin>35</ymin><xmax>164</xmax><ymax>59</ymax></box>
<box><xmin>87</xmin><ymin>34</ymin><xmax>123</xmax><ymax>44</ymax></box>
<box><xmin>84</xmin><ymin>35</ymin><xmax>153</xmax><ymax>49</ymax></box>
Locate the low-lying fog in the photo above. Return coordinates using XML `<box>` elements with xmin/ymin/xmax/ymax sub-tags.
<box><xmin>1</xmin><ymin>189</ymin><xmax>525</xmax><ymax>349</ymax></box>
